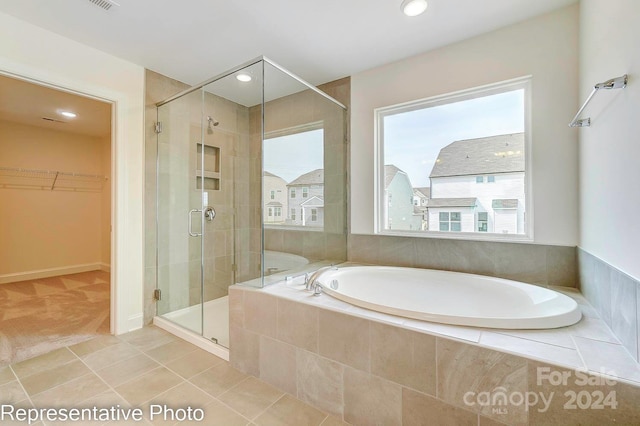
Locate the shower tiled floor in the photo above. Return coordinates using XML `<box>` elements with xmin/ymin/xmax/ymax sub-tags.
<box><xmin>0</xmin><ymin>326</ymin><xmax>347</xmax><ymax>426</ymax></box>
<box><xmin>0</xmin><ymin>270</ymin><xmax>110</xmax><ymax>367</ymax></box>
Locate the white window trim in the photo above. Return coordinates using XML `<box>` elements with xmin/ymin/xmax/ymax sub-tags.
<box><xmin>374</xmin><ymin>76</ymin><xmax>533</xmax><ymax>242</ymax></box>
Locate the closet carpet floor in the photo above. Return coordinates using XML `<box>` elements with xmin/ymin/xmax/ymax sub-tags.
<box><xmin>0</xmin><ymin>270</ymin><xmax>110</xmax><ymax>367</ymax></box>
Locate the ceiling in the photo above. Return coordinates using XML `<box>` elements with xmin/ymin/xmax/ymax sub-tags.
<box><xmin>0</xmin><ymin>0</ymin><xmax>577</xmax><ymax>88</ymax></box>
<box><xmin>0</xmin><ymin>74</ymin><xmax>111</xmax><ymax>137</ymax></box>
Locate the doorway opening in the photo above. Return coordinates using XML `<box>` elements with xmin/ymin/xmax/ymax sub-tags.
<box><xmin>0</xmin><ymin>73</ymin><xmax>113</xmax><ymax>365</ymax></box>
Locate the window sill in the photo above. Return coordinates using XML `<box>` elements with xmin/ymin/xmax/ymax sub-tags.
<box><xmin>374</xmin><ymin>229</ymin><xmax>534</xmax><ymax>244</ymax></box>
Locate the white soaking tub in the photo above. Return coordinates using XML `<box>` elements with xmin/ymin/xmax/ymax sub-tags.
<box><xmin>315</xmin><ymin>266</ymin><xmax>581</xmax><ymax>329</ymax></box>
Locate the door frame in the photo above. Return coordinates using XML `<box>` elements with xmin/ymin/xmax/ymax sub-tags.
<box><xmin>0</xmin><ymin>68</ymin><xmax>134</xmax><ymax>335</ymax></box>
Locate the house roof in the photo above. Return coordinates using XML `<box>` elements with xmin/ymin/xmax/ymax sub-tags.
<box><xmin>414</xmin><ymin>187</ymin><xmax>431</xmax><ymax>198</ymax></box>
<box><xmin>385</xmin><ymin>165</ymin><xmax>411</xmax><ymax>189</ymax></box>
<box><xmin>428</xmin><ymin>197</ymin><xmax>477</xmax><ymax>208</ymax></box>
<box><xmin>492</xmin><ymin>199</ymin><xmax>519</xmax><ymax>209</ymax></box>
<box><xmin>300</xmin><ymin>196</ymin><xmax>324</xmax><ymax>207</ymax></box>
<box><xmin>429</xmin><ymin>133</ymin><xmax>525</xmax><ymax>178</ymax></box>
<box><xmin>288</xmin><ymin>169</ymin><xmax>323</xmax><ymax>186</ymax></box>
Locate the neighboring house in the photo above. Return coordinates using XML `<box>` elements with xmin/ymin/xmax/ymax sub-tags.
<box><xmin>384</xmin><ymin>165</ymin><xmax>423</xmax><ymax>231</ymax></box>
<box><xmin>287</xmin><ymin>169</ymin><xmax>324</xmax><ymax>227</ymax></box>
<box><xmin>413</xmin><ymin>187</ymin><xmax>430</xmax><ymax>230</ymax></box>
<box><xmin>263</xmin><ymin>171</ymin><xmax>287</xmax><ymax>224</ymax></box>
<box><xmin>427</xmin><ymin>133</ymin><xmax>525</xmax><ymax>234</ymax></box>
<box><xmin>413</xmin><ymin>187</ymin><xmax>430</xmax><ymax>207</ymax></box>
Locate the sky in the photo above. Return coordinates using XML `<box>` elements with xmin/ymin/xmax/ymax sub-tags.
<box><xmin>384</xmin><ymin>89</ymin><xmax>525</xmax><ymax>188</ymax></box>
<box><xmin>263</xmin><ymin>128</ymin><xmax>323</xmax><ymax>183</ymax></box>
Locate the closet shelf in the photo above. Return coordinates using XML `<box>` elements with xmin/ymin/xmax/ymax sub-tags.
<box><xmin>0</xmin><ymin>167</ymin><xmax>108</xmax><ymax>192</ymax></box>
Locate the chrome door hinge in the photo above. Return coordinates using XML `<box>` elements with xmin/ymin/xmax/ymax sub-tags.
<box><xmin>153</xmin><ymin>289</ymin><xmax>162</xmax><ymax>301</ymax></box>
<box><xmin>155</xmin><ymin>122</ymin><xmax>163</xmax><ymax>134</ymax></box>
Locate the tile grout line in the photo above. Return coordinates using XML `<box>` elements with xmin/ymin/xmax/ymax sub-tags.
<box><xmin>67</xmin><ymin>342</ymin><xmax>143</xmax><ymax>411</ymax></box>
<box><xmin>8</xmin><ymin>364</ymin><xmax>37</xmax><ymax>415</ymax></box>
<box><xmin>182</xmin><ymin>370</ymin><xmax>255</xmax><ymax>423</ymax></box>
<box><xmin>248</xmin><ymin>392</ymin><xmax>288</xmax><ymax>422</ymax></box>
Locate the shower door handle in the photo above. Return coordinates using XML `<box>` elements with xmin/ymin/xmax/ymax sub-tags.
<box><xmin>188</xmin><ymin>209</ymin><xmax>202</xmax><ymax>237</ymax></box>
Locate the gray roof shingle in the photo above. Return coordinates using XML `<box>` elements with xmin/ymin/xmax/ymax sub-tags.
<box><xmin>492</xmin><ymin>199</ymin><xmax>519</xmax><ymax>209</ymax></box>
<box><xmin>428</xmin><ymin>198</ymin><xmax>477</xmax><ymax>208</ymax></box>
<box><xmin>413</xmin><ymin>187</ymin><xmax>430</xmax><ymax>198</ymax></box>
<box><xmin>429</xmin><ymin>133</ymin><xmax>524</xmax><ymax>178</ymax></box>
<box><xmin>288</xmin><ymin>169</ymin><xmax>323</xmax><ymax>186</ymax></box>
<box><xmin>384</xmin><ymin>165</ymin><xmax>405</xmax><ymax>189</ymax></box>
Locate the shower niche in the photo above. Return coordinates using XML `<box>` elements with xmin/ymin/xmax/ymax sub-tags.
<box><xmin>196</xmin><ymin>143</ymin><xmax>220</xmax><ymax>190</ymax></box>
<box><xmin>153</xmin><ymin>57</ymin><xmax>347</xmax><ymax>356</ymax></box>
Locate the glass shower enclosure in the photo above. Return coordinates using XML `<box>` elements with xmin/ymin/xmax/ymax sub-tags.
<box><xmin>154</xmin><ymin>57</ymin><xmax>347</xmax><ymax>351</ymax></box>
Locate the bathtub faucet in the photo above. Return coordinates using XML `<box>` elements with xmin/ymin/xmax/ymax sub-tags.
<box><xmin>305</xmin><ymin>265</ymin><xmax>338</xmax><ymax>294</ymax></box>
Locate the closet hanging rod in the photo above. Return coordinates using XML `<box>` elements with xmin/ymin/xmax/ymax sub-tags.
<box><xmin>0</xmin><ymin>167</ymin><xmax>107</xmax><ymax>180</ymax></box>
<box><xmin>569</xmin><ymin>74</ymin><xmax>628</xmax><ymax>127</ymax></box>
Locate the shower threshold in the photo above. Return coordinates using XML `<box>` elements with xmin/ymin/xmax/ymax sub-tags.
<box><xmin>153</xmin><ymin>296</ymin><xmax>229</xmax><ymax>361</ymax></box>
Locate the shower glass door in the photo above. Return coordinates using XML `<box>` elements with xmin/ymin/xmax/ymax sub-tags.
<box><xmin>156</xmin><ymin>89</ymin><xmax>204</xmax><ymax>336</ymax></box>
<box><xmin>155</xmin><ymin>60</ymin><xmax>264</xmax><ymax>348</ymax></box>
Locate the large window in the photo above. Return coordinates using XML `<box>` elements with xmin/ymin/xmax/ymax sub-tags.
<box><xmin>376</xmin><ymin>78</ymin><xmax>530</xmax><ymax>239</ymax></box>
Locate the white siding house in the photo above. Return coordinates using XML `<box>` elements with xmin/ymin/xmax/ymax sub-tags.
<box><xmin>384</xmin><ymin>165</ymin><xmax>423</xmax><ymax>231</ymax></box>
<box><xmin>287</xmin><ymin>169</ymin><xmax>324</xmax><ymax>228</ymax></box>
<box><xmin>263</xmin><ymin>171</ymin><xmax>288</xmax><ymax>224</ymax></box>
<box><xmin>428</xmin><ymin>133</ymin><xmax>525</xmax><ymax>234</ymax></box>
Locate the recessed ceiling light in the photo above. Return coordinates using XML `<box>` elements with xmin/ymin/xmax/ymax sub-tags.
<box><xmin>401</xmin><ymin>0</ymin><xmax>428</xmax><ymax>17</ymax></box>
<box><xmin>236</xmin><ymin>73</ymin><xmax>252</xmax><ymax>82</ymax></box>
<box><xmin>60</xmin><ymin>111</ymin><xmax>77</xmax><ymax>118</ymax></box>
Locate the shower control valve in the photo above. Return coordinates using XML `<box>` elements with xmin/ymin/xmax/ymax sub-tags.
<box><xmin>204</xmin><ymin>206</ymin><xmax>216</xmax><ymax>222</ymax></box>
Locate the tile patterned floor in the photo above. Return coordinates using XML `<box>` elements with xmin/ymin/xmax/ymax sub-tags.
<box><xmin>0</xmin><ymin>271</ymin><xmax>110</xmax><ymax>366</ymax></box>
<box><xmin>0</xmin><ymin>326</ymin><xmax>349</xmax><ymax>426</ymax></box>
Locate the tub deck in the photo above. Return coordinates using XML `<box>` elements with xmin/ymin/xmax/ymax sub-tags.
<box><xmin>249</xmin><ymin>263</ymin><xmax>640</xmax><ymax>386</ymax></box>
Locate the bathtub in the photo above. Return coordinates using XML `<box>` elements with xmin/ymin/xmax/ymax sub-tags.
<box><xmin>315</xmin><ymin>266</ymin><xmax>581</xmax><ymax>329</ymax></box>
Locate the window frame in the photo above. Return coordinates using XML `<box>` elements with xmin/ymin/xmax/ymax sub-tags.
<box><xmin>477</xmin><ymin>212</ymin><xmax>489</xmax><ymax>232</ymax></box>
<box><xmin>374</xmin><ymin>76</ymin><xmax>533</xmax><ymax>242</ymax></box>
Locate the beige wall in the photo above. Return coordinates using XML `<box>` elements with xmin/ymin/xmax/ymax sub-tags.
<box><xmin>0</xmin><ymin>120</ymin><xmax>110</xmax><ymax>280</ymax></box>
<box><xmin>350</xmin><ymin>4</ymin><xmax>579</xmax><ymax>246</ymax></box>
<box><xmin>578</xmin><ymin>0</ymin><xmax>640</xmax><ymax>281</ymax></box>
<box><xmin>577</xmin><ymin>0</ymin><xmax>640</xmax><ymax>363</ymax></box>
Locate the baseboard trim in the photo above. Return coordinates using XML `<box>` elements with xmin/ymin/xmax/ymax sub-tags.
<box><xmin>127</xmin><ymin>313</ymin><xmax>144</xmax><ymax>333</ymax></box>
<box><xmin>0</xmin><ymin>263</ymin><xmax>105</xmax><ymax>284</ymax></box>
<box><xmin>100</xmin><ymin>263</ymin><xmax>111</xmax><ymax>273</ymax></box>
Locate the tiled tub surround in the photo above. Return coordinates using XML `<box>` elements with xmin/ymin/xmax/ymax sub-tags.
<box><xmin>349</xmin><ymin>235</ymin><xmax>578</xmax><ymax>288</ymax></box>
<box><xmin>579</xmin><ymin>248</ymin><xmax>640</xmax><ymax>363</ymax></box>
<box><xmin>229</xmin><ymin>276</ymin><xmax>640</xmax><ymax>425</ymax></box>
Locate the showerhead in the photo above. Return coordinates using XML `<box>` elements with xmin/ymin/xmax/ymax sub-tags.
<box><xmin>206</xmin><ymin>116</ymin><xmax>219</xmax><ymax>134</ymax></box>
<box><xmin>207</xmin><ymin>116</ymin><xmax>219</xmax><ymax>127</ymax></box>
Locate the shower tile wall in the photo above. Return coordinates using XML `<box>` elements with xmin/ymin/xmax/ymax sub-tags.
<box><xmin>579</xmin><ymin>248</ymin><xmax>640</xmax><ymax>363</ymax></box>
<box><xmin>144</xmin><ymin>70</ymin><xmax>259</xmax><ymax>323</ymax></box>
<box><xmin>261</xmin><ymin>78</ymin><xmax>349</xmax><ymax>263</ymax></box>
